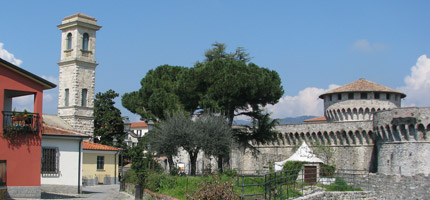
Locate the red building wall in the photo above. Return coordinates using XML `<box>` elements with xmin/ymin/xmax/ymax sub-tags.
<box><xmin>0</xmin><ymin>65</ymin><xmax>46</xmax><ymax>187</ymax></box>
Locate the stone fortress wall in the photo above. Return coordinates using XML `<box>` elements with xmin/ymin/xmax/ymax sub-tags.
<box><xmin>374</xmin><ymin>107</ymin><xmax>430</xmax><ymax>176</ymax></box>
<box><xmin>231</xmin><ymin>79</ymin><xmax>430</xmax><ymax>178</ymax></box>
<box><xmin>231</xmin><ymin>120</ymin><xmax>376</xmax><ymax>173</ymax></box>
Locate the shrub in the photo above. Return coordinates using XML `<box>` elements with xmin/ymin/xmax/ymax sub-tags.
<box><xmin>188</xmin><ymin>177</ymin><xmax>239</xmax><ymax>200</ymax></box>
<box><xmin>169</xmin><ymin>167</ymin><xmax>180</xmax><ymax>176</ymax></box>
<box><xmin>123</xmin><ymin>169</ymin><xmax>137</xmax><ymax>184</ymax></box>
<box><xmin>145</xmin><ymin>172</ymin><xmax>168</xmax><ymax>192</ymax></box>
<box><xmin>269</xmin><ymin>162</ymin><xmax>274</xmax><ymax>173</ymax></box>
<box><xmin>223</xmin><ymin>169</ymin><xmax>238</xmax><ymax>177</ymax></box>
<box><xmin>325</xmin><ymin>178</ymin><xmax>362</xmax><ymax>191</ymax></box>
<box><xmin>320</xmin><ymin>164</ymin><xmax>336</xmax><ymax>177</ymax></box>
<box><xmin>283</xmin><ymin>161</ymin><xmax>305</xmax><ymax>183</ymax></box>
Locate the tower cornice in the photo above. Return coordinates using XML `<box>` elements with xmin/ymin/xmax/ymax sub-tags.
<box><xmin>57</xmin><ymin>21</ymin><xmax>102</xmax><ymax>31</ymax></box>
<box><xmin>57</xmin><ymin>59</ymin><xmax>99</xmax><ymax>68</ymax></box>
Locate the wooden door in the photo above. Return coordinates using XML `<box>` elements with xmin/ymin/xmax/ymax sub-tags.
<box><xmin>304</xmin><ymin>166</ymin><xmax>317</xmax><ymax>183</ymax></box>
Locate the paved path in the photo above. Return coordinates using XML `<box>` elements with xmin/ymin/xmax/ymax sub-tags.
<box><xmin>41</xmin><ymin>184</ymin><xmax>134</xmax><ymax>200</ymax></box>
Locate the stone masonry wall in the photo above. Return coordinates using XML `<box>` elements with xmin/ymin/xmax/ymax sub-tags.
<box><xmin>294</xmin><ymin>191</ymin><xmax>375</xmax><ymax>200</ymax></box>
<box><xmin>367</xmin><ymin>173</ymin><xmax>430</xmax><ymax>200</ymax></box>
<box><xmin>374</xmin><ymin>107</ymin><xmax>430</xmax><ymax>176</ymax></box>
<box><xmin>231</xmin><ymin>121</ymin><xmax>375</xmax><ymax>173</ymax></box>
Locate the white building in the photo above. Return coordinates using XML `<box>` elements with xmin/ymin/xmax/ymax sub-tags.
<box><xmin>41</xmin><ymin>122</ymin><xmax>88</xmax><ymax>194</ymax></box>
<box><xmin>124</xmin><ymin>122</ymin><xmax>148</xmax><ymax>147</ymax></box>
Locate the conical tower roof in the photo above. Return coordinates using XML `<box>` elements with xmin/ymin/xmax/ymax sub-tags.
<box><xmin>319</xmin><ymin>78</ymin><xmax>406</xmax><ymax>99</ymax></box>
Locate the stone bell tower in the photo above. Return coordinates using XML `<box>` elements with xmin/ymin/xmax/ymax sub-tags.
<box><xmin>57</xmin><ymin>13</ymin><xmax>102</xmax><ymax>137</ymax></box>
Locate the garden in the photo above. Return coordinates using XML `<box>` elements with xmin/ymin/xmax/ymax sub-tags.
<box><xmin>122</xmin><ymin>161</ymin><xmax>365</xmax><ymax>200</ymax></box>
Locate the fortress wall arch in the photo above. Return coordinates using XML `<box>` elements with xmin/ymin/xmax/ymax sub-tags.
<box><xmin>417</xmin><ymin>124</ymin><xmax>425</xmax><ymax>141</ymax></box>
<box><xmin>358</xmin><ymin>108</ymin><xmax>364</xmax><ymax>120</ymax></box>
<box><xmin>408</xmin><ymin>124</ymin><xmax>416</xmax><ymax>141</ymax></box>
<box><xmin>323</xmin><ymin>132</ymin><xmax>330</xmax><ymax>145</ymax></box>
<box><xmin>317</xmin><ymin>132</ymin><xmax>324</xmax><ymax>144</ymax></box>
<box><xmin>374</xmin><ymin>108</ymin><xmax>430</xmax><ymax>176</ymax></box>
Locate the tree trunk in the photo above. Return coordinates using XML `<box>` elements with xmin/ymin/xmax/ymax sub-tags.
<box><xmin>190</xmin><ymin>152</ymin><xmax>198</xmax><ymax>176</ymax></box>
<box><xmin>167</xmin><ymin>154</ymin><xmax>174</xmax><ymax>171</ymax></box>
<box><xmin>218</xmin><ymin>155</ymin><xmax>223</xmax><ymax>173</ymax></box>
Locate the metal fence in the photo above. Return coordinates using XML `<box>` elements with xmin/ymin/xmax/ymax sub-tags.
<box><xmin>236</xmin><ymin>167</ymin><xmax>369</xmax><ymax>200</ymax></box>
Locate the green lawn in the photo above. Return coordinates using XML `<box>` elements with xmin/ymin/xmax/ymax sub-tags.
<box><xmin>124</xmin><ymin>170</ymin><xmax>361</xmax><ymax>200</ymax></box>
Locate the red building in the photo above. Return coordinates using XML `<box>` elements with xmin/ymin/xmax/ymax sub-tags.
<box><xmin>0</xmin><ymin>58</ymin><xmax>56</xmax><ymax>198</ymax></box>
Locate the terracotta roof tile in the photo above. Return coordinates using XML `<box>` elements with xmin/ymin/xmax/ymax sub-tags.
<box><xmin>42</xmin><ymin>124</ymin><xmax>89</xmax><ymax>137</ymax></box>
<box><xmin>131</xmin><ymin>122</ymin><xmax>147</xmax><ymax>128</ymax></box>
<box><xmin>320</xmin><ymin>79</ymin><xmax>406</xmax><ymax>98</ymax></box>
<box><xmin>304</xmin><ymin>116</ymin><xmax>326</xmax><ymax>122</ymax></box>
<box><xmin>83</xmin><ymin>141</ymin><xmax>119</xmax><ymax>151</ymax></box>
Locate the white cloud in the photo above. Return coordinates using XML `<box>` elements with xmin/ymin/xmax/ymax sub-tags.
<box><xmin>41</xmin><ymin>75</ymin><xmax>59</xmax><ymax>85</ymax></box>
<box><xmin>352</xmin><ymin>39</ymin><xmax>387</xmax><ymax>52</ymax></box>
<box><xmin>12</xmin><ymin>95</ymin><xmax>34</xmax><ymax>112</ymax></box>
<box><xmin>265</xmin><ymin>84</ymin><xmax>340</xmax><ymax>118</ymax></box>
<box><xmin>398</xmin><ymin>54</ymin><xmax>430</xmax><ymax>107</ymax></box>
<box><xmin>0</xmin><ymin>42</ymin><xmax>22</xmax><ymax>66</ymax></box>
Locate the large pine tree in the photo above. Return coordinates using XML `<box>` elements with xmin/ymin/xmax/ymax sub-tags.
<box><xmin>94</xmin><ymin>89</ymin><xmax>124</xmax><ymax>146</ymax></box>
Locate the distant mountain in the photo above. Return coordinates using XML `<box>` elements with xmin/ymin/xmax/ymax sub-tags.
<box><xmin>278</xmin><ymin>115</ymin><xmax>318</xmax><ymax>124</ymax></box>
<box><xmin>233</xmin><ymin>115</ymin><xmax>318</xmax><ymax>125</ymax></box>
<box><xmin>232</xmin><ymin>119</ymin><xmax>252</xmax><ymax>125</ymax></box>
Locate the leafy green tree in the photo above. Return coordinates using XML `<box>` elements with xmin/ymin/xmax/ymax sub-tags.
<box><xmin>197</xmin><ymin>44</ymin><xmax>284</xmax><ymax>171</ymax></box>
<box><xmin>129</xmin><ymin>137</ymin><xmax>147</xmax><ymax>185</ymax></box>
<box><xmin>154</xmin><ymin>111</ymin><xmax>200</xmax><ymax>175</ymax></box>
<box><xmin>122</xmin><ymin>43</ymin><xmax>284</xmax><ymax>172</ymax></box>
<box><xmin>197</xmin><ymin>44</ymin><xmax>283</xmax><ymax>126</ymax></box>
<box><xmin>197</xmin><ymin>113</ymin><xmax>232</xmax><ymax>169</ymax></box>
<box><xmin>147</xmin><ymin>123</ymin><xmax>178</xmax><ymax>171</ymax></box>
<box><xmin>122</xmin><ymin>65</ymin><xmax>197</xmax><ymax>121</ymax></box>
<box><xmin>234</xmin><ymin>111</ymin><xmax>280</xmax><ymax>154</ymax></box>
<box><xmin>94</xmin><ymin>89</ymin><xmax>124</xmax><ymax>146</ymax></box>
<box><xmin>151</xmin><ymin>112</ymin><xmax>232</xmax><ymax>175</ymax></box>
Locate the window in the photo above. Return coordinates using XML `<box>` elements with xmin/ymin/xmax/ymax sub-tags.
<box><xmin>65</xmin><ymin>89</ymin><xmax>69</xmax><ymax>106</ymax></box>
<box><xmin>81</xmin><ymin>89</ymin><xmax>87</xmax><ymax>107</ymax></box>
<box><xmin>67</xmin><ymin>33</ymin><xmax>72</xmax><ymax>50</ymax></box>
<box><xmin>41</xmin><ymin>147</ymin><xmax>59</xmax><ymax>175</ymax></box>
<box><xmin>348</xmin><ymin>93</ymin><xmax>354</xmax><ymax>99</ymax></box>
<box><xmin>97</xmin><ymin>156</ymin><xmax>104</xmax><ymax>170</ymax></box>
<box><xmin>386</xmin><ymin>93</ymin><xmax>391</xmax><ymax>100</ymax></box>
<box><xmin>0</xmin><ymin>160</ymin><xmax>6</xmax><ymax>186</ymax></box>
<box><xmin>82</xmin><ymin>33</ymin><xmax>89</xmax><ymax>50</ymax></box>
<box><xmin>338</xmin><ymin>93</ymin><xmax>342</xmax><ymax>100</ymax></box>
<box><xmin>374</xmin><ymin>92</ymin><xmax>380</xmax><ymax>99</ymax></box>
<box><xmin>329</xmin><ymin>95</ymin><xmax>332</xmax><ymax>101</ymax></box>
<box><xmin>395</xmin><ymin>95</ymin><xmax>399</xmax><ymax>101</ymax></box>
<box><xmin>360</xmin><ymin>92</ymin><xmax>367</xmax><ymax>99</ymax></box>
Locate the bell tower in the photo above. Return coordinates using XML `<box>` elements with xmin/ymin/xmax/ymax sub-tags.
<box><xmin>57</xmin><ymin>13</ymin><xmax>102</xmax><ymax>137</ymax></box>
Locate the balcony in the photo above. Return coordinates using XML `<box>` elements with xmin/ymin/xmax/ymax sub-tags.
<box><xmin>2</xmin><ymin>111</ymin><xmax>40</xmax><ymax>135</ymax></box>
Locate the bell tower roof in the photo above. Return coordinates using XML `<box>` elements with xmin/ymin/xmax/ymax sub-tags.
<box><xmin>57</xmin><ymin>12</ymin><xmax>102</xmax><ymax>31</ymax></box>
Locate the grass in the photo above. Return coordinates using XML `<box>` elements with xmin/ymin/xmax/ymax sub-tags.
<box><xmin>324</xmin><ymin>178</ymin><xmax>363</xmax><ymax>191</ymax></box>
<box><xmin>124</xmin><ymin>170</ymin><xmax>362</xmax><ymax>200</ymax></box>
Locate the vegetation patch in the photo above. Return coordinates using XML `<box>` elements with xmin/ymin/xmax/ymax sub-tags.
<box><xmin>324</xmin><ymin>178</ymin><xmax>363</xmax><ymax>191</ymax></box>
<box><xmin>283</xmin><ymin>161</ymin><xmax>305</xmax><ymax>183</ymax></box>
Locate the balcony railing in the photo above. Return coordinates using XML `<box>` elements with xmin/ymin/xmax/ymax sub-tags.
<box><xmin>2</xmin><ymin>111</ymin><xmax>40</xmax><ymax>135</ymax></box>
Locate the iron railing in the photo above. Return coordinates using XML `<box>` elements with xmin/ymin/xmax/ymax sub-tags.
<box><xmin>237</xmin><ymin>167</ymin><xmax>369</xmax><ymax>200</ymax></box>
<box><xmin>2</xmin><ymin>111</ymin><xmax>40</xmax><ymax>134</ymax></box>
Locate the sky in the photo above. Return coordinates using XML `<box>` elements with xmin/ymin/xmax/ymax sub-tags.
<box><xmin>1</xmin><ymin>1</ymin><xmax>430</xmax><ymax>122</ymax></box>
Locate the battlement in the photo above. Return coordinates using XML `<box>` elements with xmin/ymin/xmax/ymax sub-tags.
<box><xmin>374</xmin><ymin>107</ymin><xmax>430</xmax><ymax>142</ymax></box>
<box><xmin>253</xmin><ymin>120</ymin><xmax>375</xmax><ymax>147</ymax></box>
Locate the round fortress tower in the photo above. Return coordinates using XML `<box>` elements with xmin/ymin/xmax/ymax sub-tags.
<box><xmin>319</xmin><ymin>79</ymin><xmax>406</xmax><ymax>122</ymax></box>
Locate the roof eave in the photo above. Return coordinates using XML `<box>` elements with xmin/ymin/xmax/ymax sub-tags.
<box><xmin>0</xmin><ymin>58</ymin><xmax>56</xmax><ymax>89</ymax></box>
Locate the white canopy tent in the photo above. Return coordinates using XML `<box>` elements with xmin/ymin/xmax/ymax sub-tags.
<box><xmin>274</xmin><ymin>142</ymin><xmax>324</xmax><ymax>171</ymax></box>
